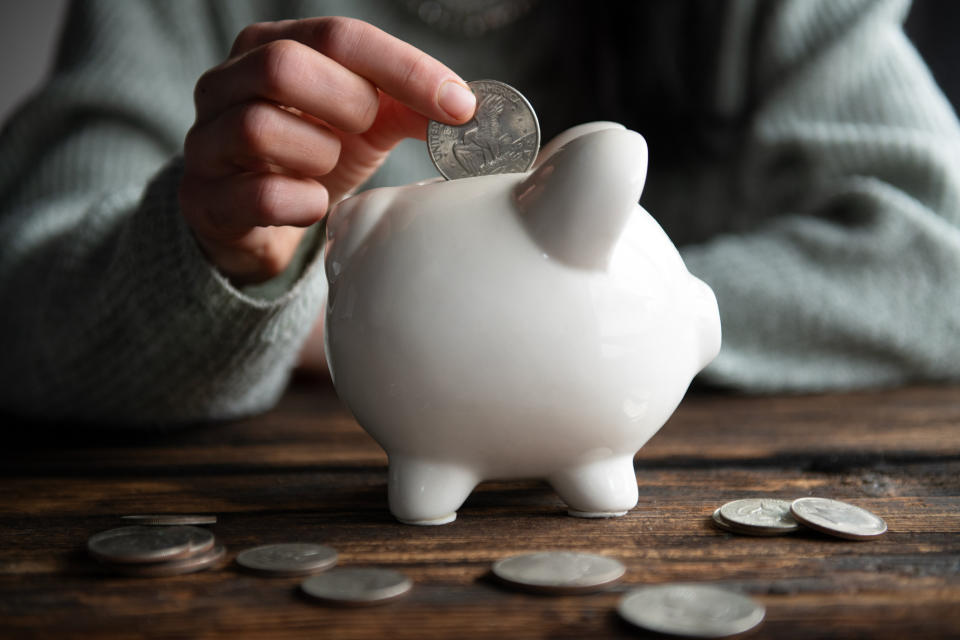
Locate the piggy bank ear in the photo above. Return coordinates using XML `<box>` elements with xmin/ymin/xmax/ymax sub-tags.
<box><xmin>532</xmin><ymin>121</ymin><xmax>627</xmax><ymax>169</ymax></box>
<box><xmin>515</xmin><ymin>126</ymin><xmax>648</xmax><ymax>271</ymax></box>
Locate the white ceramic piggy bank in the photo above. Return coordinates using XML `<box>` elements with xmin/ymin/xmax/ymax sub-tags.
<box><xmin>324</xmin><ymin>122</ymin><xmax>721</xmax><ymax>525</ymax></box>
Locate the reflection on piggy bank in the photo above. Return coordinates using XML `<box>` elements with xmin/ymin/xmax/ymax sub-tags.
<box><xmin>324</xmin><ymin>123</ymin><xmax>721</xmax><ymax>525</ymax></box>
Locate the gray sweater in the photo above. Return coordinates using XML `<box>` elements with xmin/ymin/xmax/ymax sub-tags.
<box><xmin>2</xmin><ymin>0</ymin><xmax>959</xmax><ymax>424</ymax></box>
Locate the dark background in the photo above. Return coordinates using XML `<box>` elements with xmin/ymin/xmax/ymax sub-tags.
<box><xmin>1</xmin><ymin>1</ymin><xmax>957</xmax><ymax>130</ymax></box>
<box><xmin>904</xmin><ymin>0</ymin><xmax>960</xmax><ymax>112</ymax></box>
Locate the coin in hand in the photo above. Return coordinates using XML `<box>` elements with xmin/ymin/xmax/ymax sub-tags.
<box><xmin>618</xmin><ymin>584</ymin><xmax>766</xmax><ymax>638</ymax></box>
<box><xmin>790</xmin><ymin>497</ymin><xmax>887</xmax><ymax>540</ymax></box>
<box><xmin>427</xmin><ymin>79</ymin><xmax>540</xmax><ymax>180</ymax></box>
<box><xmin>301</xmin><ymin>568</ymin><xmax>412</xmax><ymax>606</ymax></box>
<box><xmin>491</xmin><ymin>551</ymin><xmax>625</xmax><ymax>594</ymax></box>
<box><xmin>236</xmin><ymin>543</ymin><xmax>338</xmax><ymax>577</ymax></box>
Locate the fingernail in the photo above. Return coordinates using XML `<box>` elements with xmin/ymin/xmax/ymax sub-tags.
<box><xmin>438</xmin><ymin>81</ymin><xmax>476</xmax><ymax>121</ymax></box>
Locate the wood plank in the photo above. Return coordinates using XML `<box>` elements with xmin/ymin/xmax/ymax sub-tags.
<box><xmin>5</xmin><ymin>385</ymin><xmax>959</xmax><ymax>474</ymax></box>
<box><xmin>1</xmin><ymin>383</ymin><xmax>958</xmax><ymax>638</ymax></box>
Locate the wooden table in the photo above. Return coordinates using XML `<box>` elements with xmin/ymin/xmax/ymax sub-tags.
<box><xmin>2</xmin><ymin>381</ymin><xmax>959</xmax><ymax>639</ymax></box>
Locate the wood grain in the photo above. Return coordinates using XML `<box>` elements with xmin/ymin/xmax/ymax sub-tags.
<box><xmin>1</xmin><ymin>382</ymin><xmax>958</xmax><ymax>638</ymax></box>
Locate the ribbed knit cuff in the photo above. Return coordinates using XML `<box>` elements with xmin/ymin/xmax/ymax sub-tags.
<box><xmin>110</xmin><ymin>155</ymin><xmax>329</xmax><ymax>422</ymax></box>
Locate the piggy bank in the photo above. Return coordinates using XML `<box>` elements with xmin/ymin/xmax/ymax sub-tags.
<box><xmin>324</xmin><ymin>122</ymin><xmax>721</xmax><ymax>525</ymax></box>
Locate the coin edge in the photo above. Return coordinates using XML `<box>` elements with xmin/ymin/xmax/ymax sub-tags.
<box><xmin>617</xmin><ymin>584</ymin><xmax>766</xmax><ymax>637</ymax></box>
<box><xmin>789</xmin><ymin>498</ymin><xmax>887</xmax><ymax>540</ymax></box>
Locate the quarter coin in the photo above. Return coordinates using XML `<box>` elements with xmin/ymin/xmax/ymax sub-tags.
<box><xmin>87</xmin><ymin>526</ymin><xmax>206</xmax><ymax>564</ymax></box>
<box><xmin>179</xmin><ymin>525</ymin><xmax>216</xmax><ymax>556</ymax></box>
<box><xmin>427</xmin><ymin>79</ymin><xmax>540</xmax><ymax>180</ymax></box>
<box><xmin>711</xmin><ymin>508</ymin><xmax>738</xmax><ymax>534</ymax></box>
<box><xmin>717</xmin><ymin>499</ymin><xmax>800</xmax><ymax>536</ymax></box>
<box><xmin>121</xmin><ymin>514</ymin><xmax>217</xmax><ymax>526</ymax></box>
<box><xmin>790</xmin><ymin>497</ymin><xmax>887</xmax><ymax>540</ymax></box>
<box><xmin>491</xmin><ymin>551</ymin><xmax>625</xmax><ymax>594</ymax></box>
<box><xmin>236</xmin><ymin>543</ymin><xmax>338</xmax><ymax>577</ymax></box>
<box><xmin>105</xmin><ymin>544</ymin><xmax>226</xmax><ymax>577</ymax></box>
<box><xmin>301</xmin><ymin>568</ymin><xmax>412</xmax><ymax>606</ymax></box>
<box><xmin>618</xmin><ymin>584</ymin><xmax>766</xmax><ymax>638</ymax></box>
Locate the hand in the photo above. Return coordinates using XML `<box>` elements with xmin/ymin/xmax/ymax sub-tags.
<box><xmin>179</xmin><ymin>17</ymin><xmax>476</xmax><ymax>284</ymax></box>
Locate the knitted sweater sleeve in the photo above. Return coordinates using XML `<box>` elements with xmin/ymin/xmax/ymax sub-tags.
<box><xmin>682</xmin><ymin>0</ymin><xmax>960</xmax><ymax>390</ymax></box>
<box><xmin>0</xmin><ymin>1</ymin><xmax>328</xmax><ymax>424</ymax></box>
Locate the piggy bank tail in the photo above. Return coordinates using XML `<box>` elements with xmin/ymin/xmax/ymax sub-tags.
<box><xmin>514</xmin><ymin>124</ymin><xmax>648</xmax><ymax>271</ymax></box>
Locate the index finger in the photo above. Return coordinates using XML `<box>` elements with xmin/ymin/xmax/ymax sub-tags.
<box><xmin>230</xmin><ymin>17</ymin><xmax>477</xmax><ymax>124</ymax></box>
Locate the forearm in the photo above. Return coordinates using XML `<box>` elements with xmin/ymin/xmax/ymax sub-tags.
<box><xmin>0</xmin><ymin>156</ymin><xmax>326</xmax><ymax>424</ymax></box>
<box><xmin>0</xmin><ymin>0</ymin><xmax>328</xmax><ymax>423</ymax></box>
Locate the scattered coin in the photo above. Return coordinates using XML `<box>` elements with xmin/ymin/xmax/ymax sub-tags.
<box><xmin>301</xmin><ymin>568</ymin><xmax>413</xmax><ymax>606</ymax></box>
<box><xmin>790</xmin><ymin>497</ymin><xmax>887</xmax><ymax>540</ymax></box>
<box><xmin>711</xmin><ymin>508</ymin><xmax>738</xmax><ymax>534</ymax></box>
<box><xmin>106</xmin><ymin>544</ymin><xmax>226</xmax><ymax>578</ymax></box>
<box><xmin>427</xmin><ymin>79</ymin><xmax>540</xmax><ymax>180</ymax></box>
<box><xmin>717</xmin><ymin>499</ymin><xmax>800</xmax><ymax>536</ymax></box>
<box><xmin>236</xmin><ymin>543</ymin><xmax>338</xmax><ymax>577</ymax></box>
<box><xmin>618</xmin><ymin>584</ymin><xmax>766</xmax><ymax>638</ymax></box>
<box><xmin>121</xmin><ymin>514</ymin><xmax>217</xmax><ymax>526</ymax></box>
<box><xmin>87</xmin><ymin>525</ymin><xmax>211</xmax><ymax>564</ymax></box>
<box><xmin>491</xmin><ymin>551</ymin><xmax>625</xmax><ymax>594</ymax></box>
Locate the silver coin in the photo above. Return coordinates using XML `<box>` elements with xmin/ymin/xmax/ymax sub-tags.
<box><xmin>717</xmin><ymin>499</ymin><xmax>800</xmax><ymax>536</ymax></box>
<box><xmin>301</xmin><ymin>568</ymin><xmax>412</xmax><ymax>605</ymax></box>
<box><xmin>236</xmin><ymin>543</ymin><xmax>338</xmax><ymax>577</ymax></box>
<box><xmin>711</xmin><ymin>508</ymin><xmax>738</xmax><ymax>534</ymax></box>
<box><xmin>491</xmin><ymin>551</ymin><xmax>625</xmax><ymax>594</ymax></box>
<box><xmin>87</xmin><ymin>525</ymin><xmax>212</xmax><ymax>564</ymax></box>
<box><xmin>427</xmin><ymin>79</ymin><xmax>540</xmax><ymax>180</ymax></box>
<box><xmin>121</xmin><ymin>514</ymin><xmax>217</xmax><ymax>526</ymax></box>
<box><xmin>104</xmin><ymin>544</ymin><xmax>226</xmax><ymax>578</ymax></box>
<box><xmin>790</xmin><ymin>497</ymin><xmax>887</xmax><ymax>540</ymax></box>
<box><xmin>618</xmin><ymin>584</ymin><xmax>766</xmax><ymax>638</ymax></box>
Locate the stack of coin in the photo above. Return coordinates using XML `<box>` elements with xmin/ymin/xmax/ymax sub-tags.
<box><xmin>712</xmin><ymin>497</ymin><xmax>886</xmax><ymax>540</ymax></box>
<box><xmin>120</xmin><ymin>514</ymin><xmax>217</xmax><ymax>526</ymax></box>
<box><xmin>88</xmin><ymin>519</ymin><xmax>224</xmax><ymax>577</ymax></box>
<box><xmin>711</xmin><ymin>498</ymin><xmax>800</xmax><ymax>536</ymax></box>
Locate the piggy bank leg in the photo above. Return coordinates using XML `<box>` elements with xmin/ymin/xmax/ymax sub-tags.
<box><xmin>549</xmin><ymin>455</ymin><xmax>638</xmax><ymax>518</ymax></box>
<box><xmin>388</xmin><ymin>455</ymin><xmax>478</xmax><ymax>525</ymax></box>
